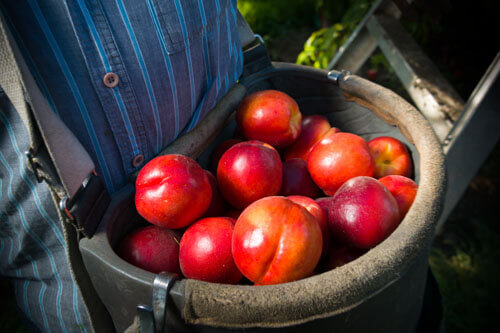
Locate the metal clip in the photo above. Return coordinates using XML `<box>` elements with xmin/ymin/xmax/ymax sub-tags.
<box><xmin>327</xmin><ymin>69</ymin><xmax>352</xmax><ymax>85</ymax></box>
<box><xmin>59</xmin><ymin>196</ymin><xmax>74</xmax><ymax>221</ymax></box>
<box><xmin>152</xmin><ymin>272</ymin><xmax>178</xmax><ymax>333</ymax></box>
<box><xmin>137</xmin><ymin>305</ymin><xmax>155</xmax><ymax>333</ymax></box>
<box><xmin>254</xmin><ymin>34</ymin><xmax>264</xmax><ymax>45</ymax></box>
<box><xmin>136</xmin><ymin>272</ymin><xmax>178</xmax><ymax>333</ymax></box>
<box><xmin>58</xmin><ymin>170</ymin><xmax>97</xmax><ymax>222</ymax></box>
<box><xmin>25</xmin><ymin>149</ymin><xmax>43</xmax><ymax>183</ymax></box>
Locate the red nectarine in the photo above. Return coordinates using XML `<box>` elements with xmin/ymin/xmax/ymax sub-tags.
<box><xmin>179</xmin><ymin>217</ymin><xmax>241</xmax><ymax>284</ymax></box>
<box><xmin>135</xmin><ymin>154</ymin><xmax>212</xmax><ymax>229</ymax></box>
<box><xmin>118</xmin><ymin>225</ymin><xmax>181</xmax><ymax>275</ymax></box>
<box><xmin>307</xmin><ymin>132</ymin><xmax>375</xmax><ymax>196</ymax></box>
<box><xmin>368</xmin><ymin>136</ymin><xmax>413</xmax><ymax>178</ymax></box>
<box><xmin>210</xmin><ymin>138</ymin><xmax>243</xmax><ymax>173</ymax></box>
<box><xmin>232</xmin><ymin>196</ymin><xmax>322</xmax><ymax>285</ymax></box>
<box><xmin>379</xmin><ymin>175</ymin><xmax>418</xmax><ymax>218</ymax></box>
<box><xmin>289</xmin><ymin>195</ymin><xmax>331</xmax><ymax>260</ymax></box>
<box><xmin>283</xmin><ymin>115</ymin><xmax>332</xmax><ymax>161</ymax></box>
<box><xmin>281</xmin><ymin>158</ymin><xmax>322</xmax><ymax>198</ymax></box>
<box><xmin>203</xmin><ymin>170</ymin><xmax>227</xmax><ymax>217</ymax></box>
<box><xmin>236</xmin><ymin>90</ymin><xmax>302</xmax><ymax>148</ymax></box>
<box><xmin>323</xmin><ymin>244</ymin><xmax>366</xmax><ymax>271</ymax></box>
<box><xmin>328</xmin><ymin>176</ymin><xmax>400</xmax><ymax>249</ymax></box>
<box><xmin>217</xmin><ymin>141</ymin><xmax>282</xmax><ymax>209</ymax></box>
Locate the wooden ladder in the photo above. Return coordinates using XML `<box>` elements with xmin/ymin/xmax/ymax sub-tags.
<box><xmin>328</xmin><ymin>0</ymin><xmax>500</xmax><ymax>230</ymax></box>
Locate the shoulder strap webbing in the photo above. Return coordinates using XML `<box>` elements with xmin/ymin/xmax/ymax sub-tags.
<box><xmin>0</xmin><ymin>11</ymin><xmax>115</xmax><ymax>333</ymax></box>
<box><xmin>0</xmin><ymin>13</ymin><xmax>95</xmax><ymax>200</ymax></box>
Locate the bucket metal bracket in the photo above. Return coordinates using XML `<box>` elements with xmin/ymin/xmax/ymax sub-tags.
<box><xmin>137</xmin><ymin>272</ymin><xmax>178</xmax><ymax>333</ymax></box>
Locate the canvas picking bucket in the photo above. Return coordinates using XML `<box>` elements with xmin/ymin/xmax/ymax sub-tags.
<box><xmin>79</xmin><ymin>58</ymin><xmax>446</xmax><ymax>332</ymax></box>
<box><xmin>0</xmin><ymin>8</ymin><xmax>445</xmax><ymax>332</ymax></box>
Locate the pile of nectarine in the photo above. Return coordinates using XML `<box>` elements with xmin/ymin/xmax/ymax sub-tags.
<box><xmin>119</xmin><ymin>89</ymin><xmax>418</xmax><ymax>286</ymax></box>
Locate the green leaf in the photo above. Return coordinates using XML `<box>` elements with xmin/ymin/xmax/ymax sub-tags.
<box><xmin>296</xmin><ymin>0</ymin><xmax>375</xmax><ymax>69</ymax></box>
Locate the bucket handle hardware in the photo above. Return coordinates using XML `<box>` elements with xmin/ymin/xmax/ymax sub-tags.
<box><xmin>327</xmin><ymin>69</ymin><xmax>352</xmax><ymax>85</ymax></box>
<box><xmin>254</xmin><ymin>33</ymin><xmax>264</xmax><ymax>45</ymax></box>
<box><xmin>137</xmin><ymin>305</ymin><xmax>155</xmax><ymax>333</ymax></box>
<box><xmin>137</xmin><ymin>272</ymin><xmax>178</xmax><ymax>333</ymax></box>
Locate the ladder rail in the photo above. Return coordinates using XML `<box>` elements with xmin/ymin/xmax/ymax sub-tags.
<box><xmin>366</xmin><ymin>14</ymin><xmax>464</xmax><ymax>142</ymax></box>
<box><xmin>326</xmin><ymin>0</ymin><xmax>499</xmax><ymax>231</ymax></box>
<box><xmin>436</xmin><ymin>52</ymin><xmax>500</xmax><ymax>231</ymax></box>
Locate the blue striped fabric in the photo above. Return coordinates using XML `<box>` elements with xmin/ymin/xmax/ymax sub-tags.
<box><xmin>0</xmin><ymin>98</ymin><xmax>88</xmax><ymax>332</ymax></box>
<box><xmin>0</xmin><ymin>0</ymin><xmax>243</xmax><ymax>331</ymax></box>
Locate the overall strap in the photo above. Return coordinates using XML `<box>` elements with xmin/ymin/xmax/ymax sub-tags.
<box><xmin>0</xmin><ymin>12</ymin><xmax>109</xmax><ymax>238</ymax></box>
<box><xmin>0</xmin><ymin>14</ymin><xmax>95</xmax><ymax>200</ymax></box>
<box><xmin>0</xmin><ymin>12</ymin><xmax>115</xmax><ymax>332</ymax></box>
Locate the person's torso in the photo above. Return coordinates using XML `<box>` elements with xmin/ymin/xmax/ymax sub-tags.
<box><xmin>2</xmin><ymin>0</ymin><xmax>243</xmax><ymax>193</ymax></box>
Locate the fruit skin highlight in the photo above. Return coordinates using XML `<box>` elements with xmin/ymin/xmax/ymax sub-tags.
<box><xmin>236</xmin><ymin>90</ymin><xmax>302</xmax><ymax>148</ymax></box>
<box><xmin>179</xmin><ymin>217</ymin><xmax>242</xmax><ymax>284</ymax></box>
<box><xmin>328</xmin><ymin>176</ymin><xmax>400</xmax><ymax>249</ymax></box>
<box><xmin>368</xmin><ymin>136</ymin><xmax>413</xmax><ymax>178</ymax></box>
<box><xmin>232</xmin><ymin>196</ymin><xmax>322</xmax><ymax>285</ymax></box>
<box><xmin>308</xmin><ymin>132</ymin><xmax>375</xmax><ymax>196</ymax></box>
<box><xmin>135</xmin><ymin>154</ymin><xmax>212</xmax><ymax>229</ymax></box>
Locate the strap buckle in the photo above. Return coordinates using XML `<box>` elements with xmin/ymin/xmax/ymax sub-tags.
<box><xmin>59</xmin><ymin>196</ymin><xmax>74</xmax><ymax>221</ymax></box>
<box><xmin>58</xmin><ymin>170</ymin><xmax>96</xmax><ymax>221</ymax></box>
<box><xmin>58</xmin><ymin>170</ymin><xmax>109</xmax><ymax>238</ymax></box>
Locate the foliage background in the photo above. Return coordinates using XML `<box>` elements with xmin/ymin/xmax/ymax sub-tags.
<box><xmin>238</xmin><ymin>0</ymin><xmax>374</xmax><ymax>67</ymax></box>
